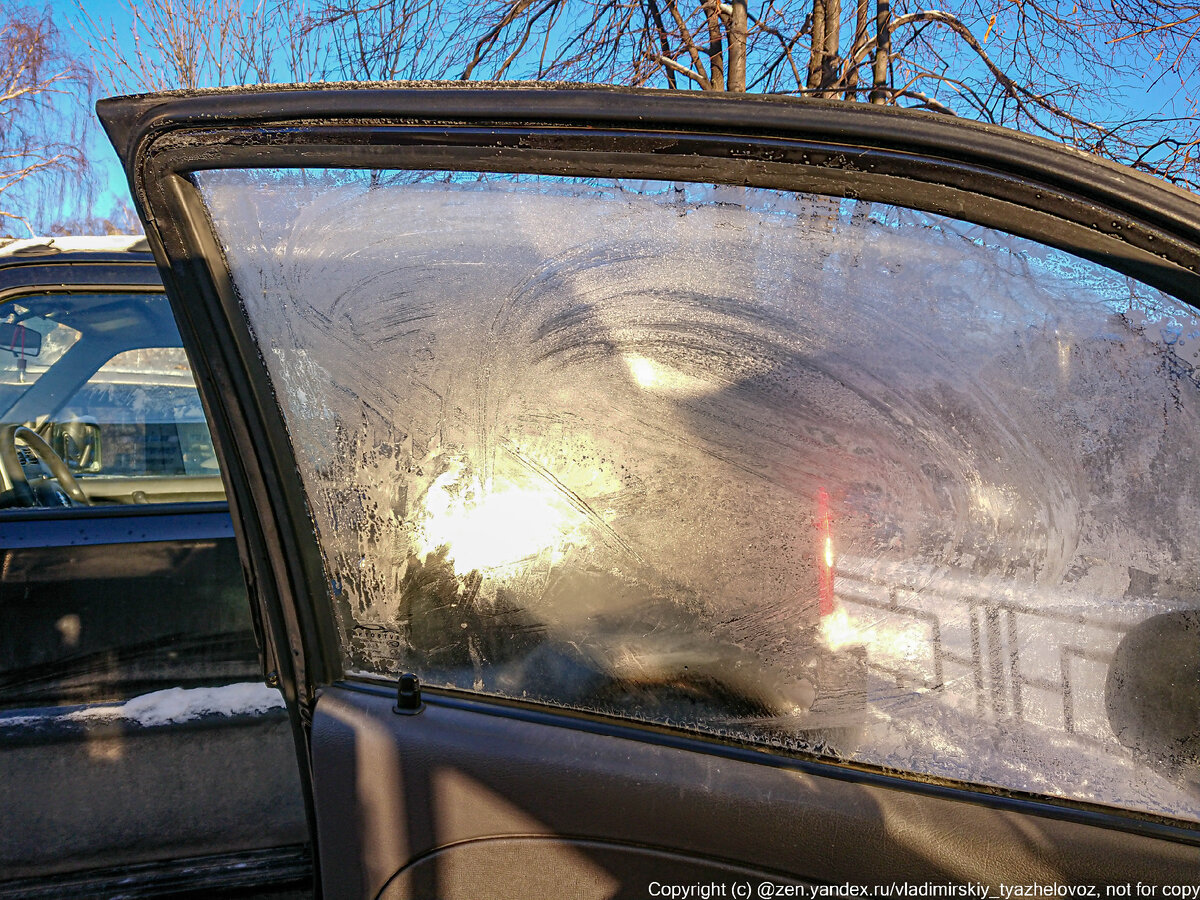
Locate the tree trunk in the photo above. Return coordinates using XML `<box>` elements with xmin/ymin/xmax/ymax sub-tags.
<box><xmin>845</xmin><ymin>0</ymin><xmax>871</xmax><ymax>100</ymax></box>
<box><xmin>870</xmin><ymin>0</ymin><xmax>890</xmax><ymax>104</ymax></box>
<box><xmin>704</xmin><ymin>0</ymin><xmax>725</xmax><ymax>91</ymax></box>
<box><xmin>821</xmin><ymin>0</ymin><xmax>840</xmax><ymax>97</ymax></box>
<box><xmin>807</xmin><ymin>0</ymin><xmax>826</xmax><ymax>92</ymax></box>
<box><xmin>728</xmin><ymin>0</ymin><xmax>748</xmax><ymax>91</ymax></box>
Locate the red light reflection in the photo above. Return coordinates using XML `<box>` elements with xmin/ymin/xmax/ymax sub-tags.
<box><xmin>817</xmin><ymin>487</ymin><xmax>834</xmax><ymax>616</ymax></box>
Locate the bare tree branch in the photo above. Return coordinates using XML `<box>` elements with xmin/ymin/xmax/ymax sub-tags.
<box><xmin>0</xmin><ymin>1</ymin><xmax>92</xmax><ymax>236</ymax></box>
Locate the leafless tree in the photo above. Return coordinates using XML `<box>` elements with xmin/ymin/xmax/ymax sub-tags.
<box><xmin>305</xmin><ymin>0</ymin><xmax>471</xmax><ymax>80</ymax></box>
<box><xmin>76</xmin><ymin>0</ymin><xmax>333</xmax><ymax>93</ymax></box>
<box><xmin>441</xmin><ymin>0</ymin><xmax>1200</xmax><ymax>189</ymax></box>
<box><xmin>10</xmin><ymin>0</ymin><xmax>1195</xmax><ymax>234</ymax></box>
<box><xmin>0</xmin><ymin>1</ymin><xmax>92</xmax><ymax>236</ymax></box>
<box><xmin>1080</xmin><ymin>0</ymin><xmax>1200</xmax><ymax>188</ymax></box>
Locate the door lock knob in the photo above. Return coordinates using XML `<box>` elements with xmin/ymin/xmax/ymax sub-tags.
<box><xmin>394</xmin><ymin>672</ymin><xmax>424</xmax><ymax>715</ymax></box>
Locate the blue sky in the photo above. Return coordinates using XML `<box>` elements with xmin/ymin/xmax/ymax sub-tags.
<box><xmin>60</xmin><ymin>0</ymin><xmax>144</xmax><ymax>225</ymax></box>
<box><xmin>28</xmin><ymin>0</ymin><xmax>1200</xmax><ymax>234</ymax></box>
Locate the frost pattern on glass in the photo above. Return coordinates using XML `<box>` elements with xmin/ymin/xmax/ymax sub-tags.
<box><xmin>194</xmin><ymin>170</ymin><xmax>1200</xmax><ymax>821</ymax></box>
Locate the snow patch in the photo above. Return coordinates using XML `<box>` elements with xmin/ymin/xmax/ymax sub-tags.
<box><xmin>0</xmin><ymin>683</ymin><xmax>285</xmax><ymax>729</ymax></box>
<box><xmin>120</xmin><ymin>682</ymin><xmax>285</xmax><ymax>725</ymax></box>
<box><xmin>0</xmin><ymin>235</ymin><xmax>149</xmax><ymax>257</ymax></box>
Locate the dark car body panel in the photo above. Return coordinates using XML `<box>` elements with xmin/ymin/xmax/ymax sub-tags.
<box><xmin>0</xmin><ymin>253</ymin><xmax>161</xmax><ymax>295</ymax></box>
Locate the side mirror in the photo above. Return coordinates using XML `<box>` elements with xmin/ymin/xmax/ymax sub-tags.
<box><xmin>1105</xmin><ymin>609</ymin><xmax>1200</xmax><ymax>784</ymax></box>
<box><xmin>40</xmin><ymin>419</ymin><xmax>103</xmax><ymax>473</ymax></box>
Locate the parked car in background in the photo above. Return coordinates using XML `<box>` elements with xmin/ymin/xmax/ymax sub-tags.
<box><xmin>0</xmin><ymin>237</ymin><xmax>310</xmax><ymax>898</ymax></box>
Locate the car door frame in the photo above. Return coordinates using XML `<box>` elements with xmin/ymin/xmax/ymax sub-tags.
<box><xmin>97</xmin><ymin>84</ymin><xmax>1200</xmax><ymax>897</ymax></box>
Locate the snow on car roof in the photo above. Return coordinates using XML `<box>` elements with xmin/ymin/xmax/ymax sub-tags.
<box><xmin>0</xmin><ymin>235</ymin><xmax>149</xmax><ymax>257</ymax></box>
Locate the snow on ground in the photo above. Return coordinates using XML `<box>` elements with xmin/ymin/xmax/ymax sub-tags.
<box><xmin>0</xmin><ymin>682</ymin><xmax>284</xmax><ymax>728</ymax></box>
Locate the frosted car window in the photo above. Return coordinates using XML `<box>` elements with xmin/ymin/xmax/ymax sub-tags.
<box><xmin>194</xmin><ymin>170</ymin><xmax>1200</xmax><ymax>822</ymax></box>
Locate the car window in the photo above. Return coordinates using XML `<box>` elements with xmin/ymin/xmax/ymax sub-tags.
<box><xmin>0</xmin><ymin>311</ymin><xmax>80</xmax><ymax>411</ymax></box>
<box><xmin>192</xmin><ymin>169</ymin><xmax>1200</xmax><ymax>824</ymax></box>
<box><xmin>0</xmin><ymin>291</ymin><xmax>224</xmax><ymax>503</ymax></box>
<box><xmin>0</xmin><ymin>289</ymin><xmax>249</xmax><ymax>709</ymax></box>
<box><xmin>63</xmin><ymin>347</ymin><xmax>220</xmax><ymax>478</ymax></box>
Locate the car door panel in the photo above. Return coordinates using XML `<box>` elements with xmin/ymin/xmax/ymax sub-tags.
<box><xmin>313</xmin><ymin>686</ymin><xmax>1200</xmax><ymax>900</ymax></box>
<box><xmin>97</xmin><ymin>86</ymin><xmax>1200</xmax><ymax>898</ymax></box>
<box><xmin>0</xmin><ymin>705</ymin><xmax>306</xmax><ymax>884</ymax></box>
<box><xmin>381</xmin><ymin>841</ymin><xmax>807</xmax><ymax>900</ymax></box>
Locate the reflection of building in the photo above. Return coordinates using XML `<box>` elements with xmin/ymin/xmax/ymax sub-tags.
<box><xmin>833</xmin><ymin>554</ymin><xmax>1189</xmax><ymax>745</ymax></box>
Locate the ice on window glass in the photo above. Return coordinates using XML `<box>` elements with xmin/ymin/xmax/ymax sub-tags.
<box><xmin>194</xmin><ymin>169</ymin><xmax>1200</xmax><ymax>822</ymax></box>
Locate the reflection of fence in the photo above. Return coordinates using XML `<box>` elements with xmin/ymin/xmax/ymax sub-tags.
<box><xmin>834</xmin><ymin>566</ymin><xmax>1140</xmax><ymax>746</ymax></box>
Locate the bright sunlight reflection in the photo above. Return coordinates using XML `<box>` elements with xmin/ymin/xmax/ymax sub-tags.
<box><xmin>624</xmin><ymin>353</ymin><xmax>720</xmax><ymax>397</ymax></box>
<box><xmin>820</xmin><ymin>607</ymin><xmax>863</xmax><ymax>652</ymax></box>
<box><xmin>414</xmin><ymin>462</ymin><xmax>585</xmax><ymax>572</ymax></box>
<box><xmin>821</xmin><ymin>604</ymin><xmax>930</xmax><ymax>665</ymax></box>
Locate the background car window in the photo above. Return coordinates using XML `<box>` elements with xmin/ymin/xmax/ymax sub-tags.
<box><xmin>0</xmin><ymin>312</ymin><xmax>80</xmax><ymax>411</ymax></box>
<box><xmin>0</xmin><ymin>290</ymin><xmax>248</xmax><ymax>709</ymax></box>
<box><xmin>63</xmin><ymin>347</ymin><xmax>220</xmax><ymax>478</ymax></box>
<box><xmin>0</xmin><ymin>291</ymin><xmax>224</xmax><ymax>503</ymax></box>
<box><xmin>194</xmin><ymin>169</ymin><xmax>1200</xmax><ymax>824</ymax></box>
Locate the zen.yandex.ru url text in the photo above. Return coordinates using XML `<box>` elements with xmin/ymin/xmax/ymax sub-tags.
<box><xmin>647</xmin><ymin>883</ymin><xmax>1200</xmax><ymax>900</ymax></box>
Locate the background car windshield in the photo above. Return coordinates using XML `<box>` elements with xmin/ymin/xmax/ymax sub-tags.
<box><xmin>0</xmin><ymin>308</ymin><xmax>80</xmax><ymax>411</ymax></box>
<box><xmin>193</xmin><ymin>169</ymin><xmax>1200</xmax><ymax>823</ymax></box>
<box><xmin>68</xmin><ymin>347</ymin><xmax>217</xmax><ymax>477</ymax></box>
<box><xmin>0</xmin><ymin>292</ymin><xmax>221</xmax><ymax>485</ymax></box>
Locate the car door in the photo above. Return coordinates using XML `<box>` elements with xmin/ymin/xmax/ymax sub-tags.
<box><xmin>0</xmin><ymin>244</ymin><xmax>309</xmax><ymax>897</ymax></box>
<box><xmin>99</xmin><ymin>85</ymin><xmax>1200</xmax><ymax>899</ymax></box>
